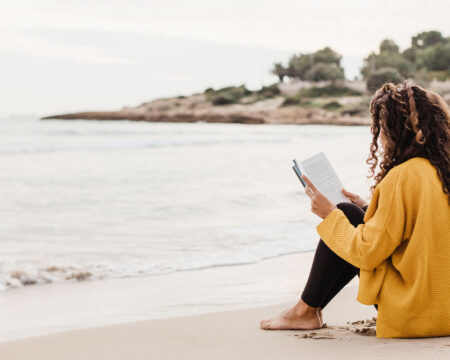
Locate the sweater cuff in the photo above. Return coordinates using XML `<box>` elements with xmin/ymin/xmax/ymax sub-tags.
<box><xmin>315</xmin><ymin>208</ymin><xmax>345</xmax><ymax>240</ymax></box>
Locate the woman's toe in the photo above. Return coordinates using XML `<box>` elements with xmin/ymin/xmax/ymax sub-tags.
<box><xmin>260</xmin><ymin>319</ymin><xmax>270</xmax><ymax>329</ymax></box>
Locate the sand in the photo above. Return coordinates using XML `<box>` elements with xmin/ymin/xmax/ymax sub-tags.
<box><xmin>0</xmin><ymin>253</ymin><xmax>449</xmax><ymax>359</ymax></box>
<box><xmin>0</xmin><ymin>252</ymin><xmax>318</xmax><ymax>342</ymax></box>
<box><xmin>0</xmin><ymin>285</ymin><xmax>449</xmax><ymax>360</ymax></box>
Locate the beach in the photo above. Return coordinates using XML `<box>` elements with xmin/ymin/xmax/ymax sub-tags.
<box><xmin>1</xmin><ymin>251</ymin><xmax>449</xmax><ymax>359</ymax></box>
<box><xmin>2</xmin><ymin>2</ymin><xmax>450</xmax><ymax>357</ymax></box>
<box><xmin>1</xmin><ymin>118</ymin><xmax>449</xmax><ymax>358</ymax></box>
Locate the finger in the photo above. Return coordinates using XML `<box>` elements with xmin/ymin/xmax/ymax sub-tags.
<box><xmin>301</xmin><ymin>175</ymin><xmax>318</xmax><ymax>193</ymax></box>
<box><xmin>305</xmin><ymin>186</ymin><xmax>314</xmax><ymax>198</ymax></box>
<box><xmin>341</xmin><ymin>188</ymin><xmax>355</xmax><ymax>197</ymax></box>
<box><xmin>342</xmin><ymin>191</ymin><xmax>356</xmax><ymax>201</ymax></box>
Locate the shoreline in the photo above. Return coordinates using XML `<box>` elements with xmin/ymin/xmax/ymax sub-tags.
<box><xmin>0</xmin><ymin>252</ymin><xmax>319</xmax><ymax>343</ymax></box>
<box><xmin>1</xmin><ymin>218</ymin><xmax>449</xmax><ymax>358</ymax></box>
<box><xmin>41</xmin><ymin>111</ymin><xmax>370</xmax><ymax>126</ymax></box>
<box><xmin>1</xmin><ymin>285</ymin><xmax>448</xmax><ymax>360</ymax></box>
<box><xmin>0</xmin><ymin>248</ymin><xmax>316</xmax><ymax>293</ymax></box>
<box><xmin>2</xmin><ymin>250</ymin><xmax>448</xmax><ymax>359</ymax></box>
<box><xmin>41</xmin><ymin>111</ymin><xmax>371</xmax><ymax>126</ymax></box>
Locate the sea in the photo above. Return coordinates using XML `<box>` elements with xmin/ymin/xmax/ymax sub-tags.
<box><xmin>0</xmin><ymin>117</ymin><xmax>374</xmax><ymax>291</ymax></box>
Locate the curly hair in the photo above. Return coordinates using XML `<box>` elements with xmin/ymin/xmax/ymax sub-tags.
<box><xmin>366</xmin><ymin>79</ymin><xmax>450</xmax><ymax>204</ymax></box>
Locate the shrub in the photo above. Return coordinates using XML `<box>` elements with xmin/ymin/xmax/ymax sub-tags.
<box><xmin>322</xmin><ymin>101</ymin><xmax>341</xmax><ymax>110</ymax></box>
<box><xmin>256</xmin><ymin>83</ymin><xmax>280</xmax><ymax>99</ymax></box>
<box><xmin>212</xmin><ymin>96</ymin><xmax>235</xmax><ymax>105</ymax></box>
<box><xmin>366</xmin><ymin>67</ymin><xmax>404</xmax><ymax>92</ymax></box>
<box><xmin>427</xmin><ymin>70</ymin><xmax>450</xmax><ymax>81</ymax></box>
<box><xmin>205</xmin><ymin>85</ymin><xmax>252</xmax><ymax>106</ymax></box>
<box><xmin>297</xmin><ymin>85</ymin><xmax>362</xmax><ymax>98</ymax></box>
<box><xmin>281</xmin><ymin>95</ymin><xmax>303</xmax><ymax>106</ymax></box>
<box><xmin>341</xmin><ymin>107</ymin><xmax>365</xmax><ymax>116</ymax></box>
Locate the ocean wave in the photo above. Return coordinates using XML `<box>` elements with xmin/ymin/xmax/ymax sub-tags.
<box><xmin>0</xmin><ymin>244</ymin><xmax>315</xmax><ymax>292</ymax></box>
<box><xmin>0</xmin><ymin>137</ymin><xmax>288</xmax><ymax>156</ymax></box>
<box><xmin>0</xmin><ymin>261</ymin><xmax>93</xmax><ymax>291</ymax></box>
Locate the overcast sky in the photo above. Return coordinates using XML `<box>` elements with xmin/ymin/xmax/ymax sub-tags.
<box><xmin>1</xmin><ymin>0</ymin><xmax>448</xmax><ymax>117</ymax></box>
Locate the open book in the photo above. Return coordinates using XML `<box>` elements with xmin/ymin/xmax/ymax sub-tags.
<box><xmin>293</xmin><ymin>152</ymin><xmax>349</xmax><ymax>204</ymax></box>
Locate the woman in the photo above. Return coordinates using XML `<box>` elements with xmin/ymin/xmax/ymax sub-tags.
<box><xmin>260</xmin><ymin>80</ymin><xmax>450</xmax><ymax>338</ymax></box>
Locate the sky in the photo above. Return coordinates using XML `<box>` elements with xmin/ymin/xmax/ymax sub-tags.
<box><xmin>0</xmin><ymin>0</ymin><xmax>449</xmax><ymax>117</ymax></box>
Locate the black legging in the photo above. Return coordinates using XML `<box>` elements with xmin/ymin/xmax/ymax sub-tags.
<box><xmin>301</xmin><ymin>202</ymin><xmax>378</xmax><ymax>310</ymax></box>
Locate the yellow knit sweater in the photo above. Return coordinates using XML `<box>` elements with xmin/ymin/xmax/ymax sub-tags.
<box><xmin>316</xmin><ymin>157</ymin><xmax>450</xmax><ymax>338</ymax></box>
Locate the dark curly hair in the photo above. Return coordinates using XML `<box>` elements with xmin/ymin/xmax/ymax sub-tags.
<box><xmin>366</xmin><ymin>79</ymin><xmax>450</xmax><ymax>204</ymax></box>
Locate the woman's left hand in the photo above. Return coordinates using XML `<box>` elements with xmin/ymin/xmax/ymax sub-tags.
<box><xmin>301</xmin><ymin>174</ymin><xmax>338</xmax><ymax>219</ymax></box>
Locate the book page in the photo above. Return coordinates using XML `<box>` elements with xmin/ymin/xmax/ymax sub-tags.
<box><xmin>300</xmin><ymin>152</ymin><xmax>349</xmax><ymax>204</ymax></box>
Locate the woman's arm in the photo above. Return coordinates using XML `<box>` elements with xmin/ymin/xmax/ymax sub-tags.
<box><xmin>315</xmin><ymin>168</ymin><xmax>405</xmax><ymax>270</ymax></box>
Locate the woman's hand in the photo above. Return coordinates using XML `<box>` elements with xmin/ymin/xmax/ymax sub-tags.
<box><xmin>341</xmin><ymin>188</ymin><xmax>368</xmax><ymax>208</ymax></box>
<box><xmin>301</xmin><ymin>175</ymin><xmax>337</xmax><ymax>219</ymax></box>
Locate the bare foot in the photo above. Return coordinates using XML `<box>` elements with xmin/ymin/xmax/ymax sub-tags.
<box><xmin>260</xmin><ymin>299</ymin><xmax>322</xmax><ymax>330</ymax></box>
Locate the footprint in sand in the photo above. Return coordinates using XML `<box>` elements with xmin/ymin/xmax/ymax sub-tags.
<box><xmin>294</xmin><ymin>318</ymin><xmax>377</xmax><ymax>340</ymax></box>
<box><xmin>348</xmin><ymin>317</ymin><xmax>377</xmax><ymax>336</ymax></box>
<box><xmin>295</xmin><ymin>332</ymin><xmax>335</xmax><ymax>339</ymax></box>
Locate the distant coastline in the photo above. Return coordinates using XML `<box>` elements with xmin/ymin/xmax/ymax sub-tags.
<box><xmin>41</xmin><ymin>78</ymin><xmax>450</xmax><ymax>126</ymax></box>
<box><xmin>42</xmin><ymin>81</ymin><xmax>373</xmax><ymax>126</ymax></box>
<box><xmin>41</xmin><ymin>31</ymin><xmax>450</xmax><ymax>126</ymax></box>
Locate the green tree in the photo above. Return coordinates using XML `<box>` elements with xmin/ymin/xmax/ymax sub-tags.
<box><xmin>287</xmin><ymin>53</ymin><xmax>313</xmax><ymax>79</ymax></box>
<box><xmin>283</xmin><ymin>47</ymin><xmax>345</xmax><ymax>81</ymax></box>
<box><xmin>361</xmin><ymin>39</ymin><xmax>414</xmax><ymax>79</ymax></box>
<box><xmin>312</xmin><ymin>47</ymin><xmax>342</xmax><ymax>65</ymax></box>
<box><xmin>401</xmin><ymin>31</ymin><xmax>450</xmax><ymax>75</ymax></box>
<box><xmin>402</xmin><ymin>47</ymin><xmax>416</xmax><ymax>63</ymax></box>
<box><xmin>379</xmin><ymin>39</ymin><xmax>400</xmax><ymax>54</ymax></box>
<box><xmin>305</xmin><ymin>63</ymin><xmax>344</xmax><ymax>82</ymax></box>
<box><xmin>271</xmin><ymin>63</ymin><xmax>288</xmax><ymax>82</ymax></box>
<box><xmin>416</xmin><ymin>41</ymin><xmax>450</xmax><ymax>71</ymax></box>
<box><xmin>412</xmin><ymin>31</ymin><xmax>446</xmax><ymax>48</ymax></box>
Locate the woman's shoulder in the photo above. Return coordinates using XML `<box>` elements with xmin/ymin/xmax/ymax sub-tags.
<box><xmin>385</xmin><ymin>157</ymin><xmax>433</xmax><ymax>178</ymax></box>
<box><xmin>398</xmin><ymin>156</ymin><xmax>433</xmax><ymax>169</ymax></box>
<box><xmin>395</xmin><ymin>157</ymin><xmax>437</xmax><ymax>179</ymax></box>
<box><xmin>377</xmin><ymin>157</ymin><xmax>435</xmax><ymax>190</ymax></box>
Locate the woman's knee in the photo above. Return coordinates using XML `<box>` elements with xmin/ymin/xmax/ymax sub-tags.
<box><xmin>336</xmin><ymin>202</ymin><xmax>365</xmax><ymax>226</ymax></box>
<box><xmin>337</xmin><ymin>201</ymin><xmax>360</xmax><ymax>211</ymax></box>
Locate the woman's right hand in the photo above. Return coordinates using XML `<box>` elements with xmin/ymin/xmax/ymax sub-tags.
<box><xmin>341</xmin><ymin>188</ymin><xmax>368</xmax><ymax>208</ymax></box>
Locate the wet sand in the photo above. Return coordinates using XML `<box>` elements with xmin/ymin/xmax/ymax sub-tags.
<box><xmin>0</xmin><ymin>252</ymin><xmax>448</xmax><ymax>359</ymax></box>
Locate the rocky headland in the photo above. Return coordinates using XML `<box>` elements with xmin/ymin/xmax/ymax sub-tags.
<box><xmin>42</xmin><ymin>82</ymin><xmax>373</xmax><ymax>126</ymax></box>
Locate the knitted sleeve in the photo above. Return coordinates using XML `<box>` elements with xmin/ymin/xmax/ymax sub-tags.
<box><xmin>316</xmin><ymin>168</ymin><xmax>406</xmax><ymax>270</ymax></box>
